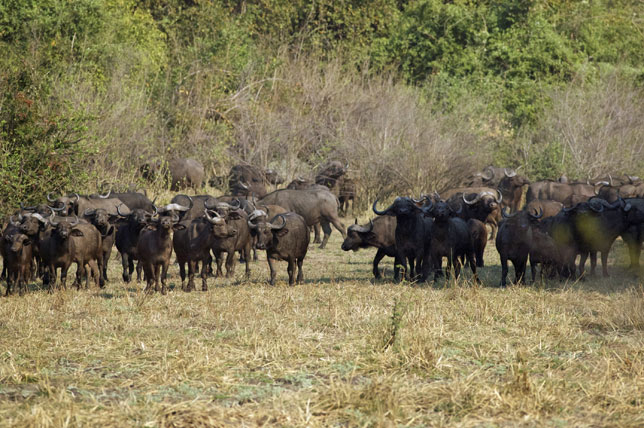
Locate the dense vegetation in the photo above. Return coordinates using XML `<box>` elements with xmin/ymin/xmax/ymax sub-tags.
<box><xmin>1</xmin><ymin>0</ymin><xmax>643</xmax><ymax>210</ymax></box>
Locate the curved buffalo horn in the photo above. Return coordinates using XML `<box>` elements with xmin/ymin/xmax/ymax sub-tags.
<box><xmin>248</xmin><ymin>210</ymin><xmax>267</xmax><ymax>221</ymax></box>
<box><xmin>116</xmin><ymin>203</ymin><xmax>128</xmax><ymax>217</ymax></box>
<box><xmin>494</xmin><ymin>189</ymin><xmax>503</xmax><ymax>203</ymax></box>
<box><xmin>98</xmin><ymin>190</ymin><xmax>111</xmax><ymax>199</ymax></box>
<box><xmin>344</xmin><ymin>162</ymin><xmax>349</xmax><ymax>171</ymax></box>
<box><xmin>20</xmin><ymin>203</ymin><xmax>36</xmax><ymax>212</ymax></box>
<box><xmin>627</xmin><ymin>175</ymin><xmax>639</xmax><ymax>183</ymax></box>
<box><xmin>411</xmin><ymin>195</ymin><xmax>427</xmax><ymax>204</ymax></box>
<box><xmin>49</xmin><ymin>204</ymin><xmax>66</xmax><ymax>212</ymax></box>
<box><xmin>32</xmin><ymin>213</ymin><xmax>47</xmax><ymax>223</ymax></box>
<box><xmin>372</xmin><ymin>199</ymin><xmax>391</xmax><ymax>215</ymax></box>
<box><xmin>528</xmin><ymin>207</ymin><xmax>544</xmax><ymax>219</ymax></box>
<box><xmin>49</xmin><ymin>213</ymin><xmax>59</xmax><ymax>226</ymax></box>
<box><xmin>72</xmin><ymin>193</ymin><xmax>80</xmax><ymax>203</ymax></box>
<box><xmin>462</xmin><ymin>192</ymin><xmax>480</xmax><ymax>205</ymax></box>
<box><xmin>453</xmin><ymin>202</ymin><xmax>463</xmax><ymax>215</ymax></box>
<box><xmin>270</xmin><ymin>214</ymin><xmax>287</xmax><ymax>230</ymax></box>
<box><xmin>70</xmin><ymin>215</ymin><xmax>80</xmax><ymax>226</ymax></box>
<box><xmin>504</xmin><ymin>168</ymin><xmax>517</xmax><ymax>177</ymax></box>
<box><xmin>351</xmin><ymin>220</ymin><xmax>374</xmax><ymax>233</ymax></box>
<box><xmin>608</xmin><ymin>174</ymin><xmax>613</xmax><ymax>187</ymax></box>
<box><xmin>46</xmin><ymin>192</ymin><xmax>58</xmax><ymax>203</ymax></box>
<box><xmin>594</xmin><ymin>181</ymin><xmax>610</xmax><ymax>194</ymax></box>
<box><xmin>9</xmin><ymin>215</ymin><xmax>20</xmax><ymax>226</ymax></box>
<box><xmin>482</xmin><ymin>166</ymin><xmax>494</xmax><ymax>181</ymax></box>
<box><xmin>588</xmin><ymin>198</ymin><xmax>604</xmax><ymax>213</ymax></box>
<box><xmin>229</xmin><ymin>199</ymin><xmax>241</xmax><ymax>209</ymax></box>
<box><xmin>247</xmin><ymin>220</ymin><xmax>257</xmax><ymax>230</ymax></box>
<box><xmin>563</xmin><ymin>202</ymin><xmax>580</xmax><ymax>213</ymax></box>
<box><xmin>421</xmin><ymin>199</ymin><xmax>434</xmax><ymax>215</ymax></box>
<box><xmin>83</xmin><ymin>208</ymin><xmax>96</xmax><ymax>217</ymax></box>
<box><xmin>204</xmin><ymin>209</ymin><xmax>223</xmax><ymax>224</ymax></box>
<box><xmin>501</xmin><ymin>207</ymin><xmax>518</xmax><ymax>218</ymax></box>
<box><xmin>203</xmin><ymin>197</ymin><xmax>218</xmax><ymax>210</ymax></box>
<box><xmin>238</xmin><ymin>181</ymin><xmax>249</xmax><ymax>190</ymax></box>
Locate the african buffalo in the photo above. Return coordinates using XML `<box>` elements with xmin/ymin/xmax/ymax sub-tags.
<box><xmin>443</xmin><ymin>187</ymin><xmax>502</xmax><ymax>238</ymax></box>
<box><xmin>173</xmin><ymin>210</ymin><xmax>237</xmax><ymax>291</ymax></box>
<box><xmin>258</xmin><ymin>188</ymin><xmax>346</xmax><ymax>249</ymax></box>
<box><xmin>422</xmin><ymin>200</ymin><xmax>477</xmax><ymax>281</ymax></box>
<box><xmin>2</xmin><ymin>233</ymin><xmax>33</xmax><ymax>296</ymax></box>
<box><xmin>373</xmin><ymin>197</ymin><xmax>432</xmax><ymax>282</ymax></box>
<box><xmin>341</xmin><ymin>216</ymin><xmax>400</xmax><ymax>280</ymax></box>
<box><xmin>250</xmin><ymin>213</ymin><xmax>310</xmax><ymax>286</ymax></box>
<box><xmin>496</xmin><ymin>207</ymin><xmax>544</xmax><ymax>287</ymax></box>
<box><xmin>621</xmin><ymin>198</ymin><xmax>644</xmax><ymax>271</ymax></box>
<box><xmin>137</xmin><ymin>214</ymin><xmax>185</xmax><ymax>294</ymax></box>
<box><xmin>525</xmin><ymin>180</ymin><xmax>596</xmax><ymax>207</ymax></box>
<box><xmin>141</xmin><ymin>158</ymin><xmax>204</xmax><ymax>190</ymax></box>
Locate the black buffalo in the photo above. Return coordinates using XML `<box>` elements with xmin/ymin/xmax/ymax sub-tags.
<box><xmin>373</xmin><ymin>197</ymin><xmax>432</xmax><ymax>282</ymax></box>
<box><xmin>250</xmin><ymin>213</ymin><xmax>310</xmax><ymax>286</ymax></box>
<box><xmin>341</xmin><ymin>216</ymin><xmax>400</xmax><ymax>280</ymax></box>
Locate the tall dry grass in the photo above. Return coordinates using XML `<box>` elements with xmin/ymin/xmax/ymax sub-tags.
<box><xmin>1</xmin><ymin>233</ymin><xmax>643</xmax><ymax>426</ymax></box>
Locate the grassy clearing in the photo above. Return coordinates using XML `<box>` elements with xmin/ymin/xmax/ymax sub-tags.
<box><xmin>1</xmin><ymin>224</ymin><xmax>643</xmax><ymax>427</ymax></box>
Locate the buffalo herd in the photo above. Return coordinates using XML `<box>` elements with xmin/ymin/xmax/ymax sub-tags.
<box><xmin>2</xmin><ymin>163</ymin><xmax>644</xmax><ymax>296</ymax></box>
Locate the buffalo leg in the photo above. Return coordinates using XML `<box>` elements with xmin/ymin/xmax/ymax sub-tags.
<box><xmin>267</xmin><ymin>257</ymin><xmax>277</xmax><ymax>286</ymax></box>
<box><xmin>329</xmin><ymin>217</ymin><xmax>346</xmax><ymax>238</ymax></box>
<box><xmin>179</xmin><ymin>260</ymin><xmax>187</xmax><ymax>290</ymax></box>
<box><xmin>287</xmin><ymin>258</ymin><xmax>295</xmax><ymax>286</ymax></box>
<box><xmin>60</xmin><ymin>264</ymin><xmax>70</xmax><ymax>290</ymax></box>
<box><xmin>296</xmin><ymin>258</ymin><xmax>304</xmax><ymax>284</ymax></box>
<box><xmin>578</xmin><ymin>252</ymin><xmax>588</xmax><ymax>278</ymax></box>
<box><xmin>135</xmin><ymin>261</ymin><xmax>142</xmax><ymax>282</ymax></box>
<box><xmin>589</xmin><ymin>251</ymin><xmax>598</xmax><ymax>276</ymax></box>
<box><xmin>600</xmin><ymin>250</ymin><xmax>610</xmax><ymax>277</ymax></box>
<box><xmin>372</xmin><ymin>248</ymin><xmax>386</xmax><ymax>279</ymax></box>
<box><xmin>187</xmin><ymin>260</ymin><xmax>196</xmax><ymax>292</ymax></box>
<box><xmin>225</xmin><ymin>251</ymin><xmax>236</xmax><ymax>278</ymax></box>
<box><xmin>451</xmin><ymin>252</ymin><xmax>461</xmax><ymax>279</ymax></box>
<box><xmin>408</xmin><ymin>256</ymin><xmax>417</xmax><ymax>281</ymax></box>
<box><xmin>530</xmin><ymin>256</ymin><xmax>537</xmax><ymax>283</ymax></box>
<box><xmin>313</xmin><ymin>224</ymin><xmax>322</xmax><ymax>244</ymax></box>
<box><xmin>200</xmin><ymin>257</ymin><xmax>208</xmax><ymax>291</ymax></box>
<box><xmin>624</xmin><ymin>235</ymin><xmax>641</xmax><ymax>270</ymax></box>
<box><xmin>319</xmin><ymin>221</ymin><xmax>332</xmax><ymax>249</ymax></box>
<box><xmin>513</xmin><ymin>258</ymin><xmax>526</xmax><ymax>284</ymax></box>
<box><xmin>160</xmin><ymin>262</ymin><xmax>169</xmax><ymax>294</ymax></box>
<box><xmin>500</xmin><ymin>254</ymin><xmax>509</xmax><ymax>287</ymax></box>
<box><xmin>143</xmin><ymin>264</ymin><xmax>154</xmax><ymax>293</ymax></box>
<box><xmin>121</xmin><ymin>253</ymin><xmax>131</xmax><ymax>282</ymax></box>
<box><xmin>467</xmin><ymin>252</ymin><xmax>478</xmax><ymax>282</ymax></box>
<box><xmin>243</xmin><ymin>244</ymin><xmax>251</xmax><ymax>278</ymax></box>
<box><xmin>89</xmin><ymin>260</ymin><xmax>100</xmax><ymax>289</ymax></box>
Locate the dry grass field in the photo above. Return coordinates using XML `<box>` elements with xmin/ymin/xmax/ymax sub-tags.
<box><xmin>1</xmin><ymin>221</ymin><xmax>643</xmax><ymax>427</ymax></box>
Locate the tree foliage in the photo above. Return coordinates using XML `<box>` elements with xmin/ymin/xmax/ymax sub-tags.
<box><xmin>0</xmin><ymin>0</ymin><xmax>643</xmax><ymax>211</ymax></box>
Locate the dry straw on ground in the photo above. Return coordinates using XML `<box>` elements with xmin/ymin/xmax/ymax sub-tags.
<box><xmin>1</xmin><ymin>227</ymin><xmax>643</xmax><ymax>427</ymax></box>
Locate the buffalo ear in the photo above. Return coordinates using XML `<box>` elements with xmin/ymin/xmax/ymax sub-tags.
<box><xmin>173</xmin><ymin>224</ymin><xmax>186</xmax><ymax>231</ymax></box>
<box><xmin>71</xmin><ymin>229</ymin><xmax>84</xmax><ymax>237</ymax></box>
<box><xmin>365</xmin><ymin>232</ymin><xmax>377</xmax><ymax>241</ymax></box>
<box><xmin>227</xmin><ymin>212</ymin><xmax>242</xmax><ymax>220</ymax></box>
<box><xmin>276</xmin><ymin>228</ymin><xmax>289</xmax><ymax>237</ymax></box>
<box><xmin>4</xmin><ymin>236</ymin><xmax>12</xmax><ymax>242</ymax></box>
<box><xmin>23</xmin><ymin>239</ymin><xmax>32</xmax><ymax>246</ymax></box>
